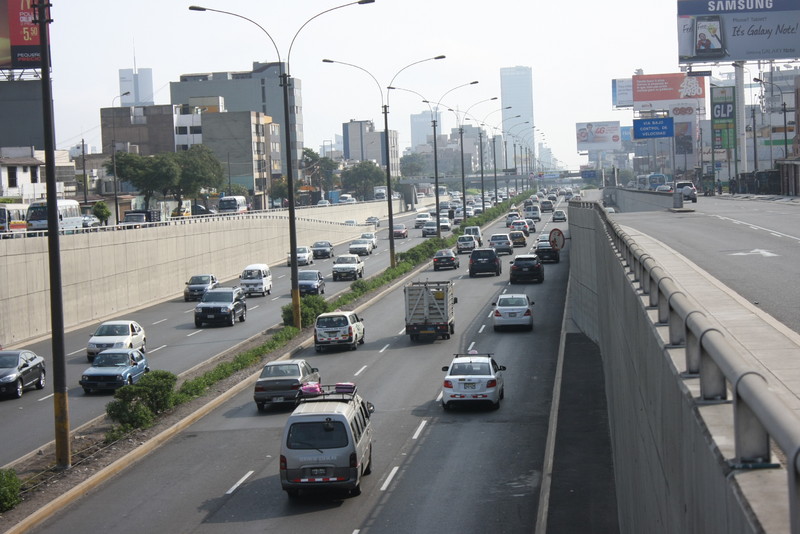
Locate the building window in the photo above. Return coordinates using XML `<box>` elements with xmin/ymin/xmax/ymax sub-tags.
<box><xmin>176</xmin><ymin>144</ymin><xmax>189</xmax><ymax>151</ymax></box>
<box><xmin>30</xmin><ymin>166</ymin><xmax>39</xmax><ymax>183</ymax></box>
<box><xmin>189</xmin><ymin>126</ymin><xmax>202</xmax><ymax>135</ymax></box>
<box><xmin>176</xmin><ymin>126</ymin><xmax>188</xmax><ymax>135</ymax></box>
<box><xmin>8</xmin><ymin>166</ymin><xmax>17</xmax><ymax>188</ymax></box>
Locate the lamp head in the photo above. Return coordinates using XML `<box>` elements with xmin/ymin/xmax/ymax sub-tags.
<box><xmin>434</xmin><ymin>55</ymin><xmax>446</xmax><ymax>60</ymax></box>
<box><xmin>188</xmin><ymin>5</ymin><xmax>206</xmax><ymax>11</ymax></box>
<box><xmin>322</xmin><ymin>59</ymin><xmax>334</xmax><ymax>63</ymax></box>
<box><xmin>357</xmin><ymin>0</ymin><xmax>375</xmax><ymax>4</ymax></box>
<box><xmin>753</xmin><ymin>77</ymin><xmax>762</xmax><ymax>82</ymax></box>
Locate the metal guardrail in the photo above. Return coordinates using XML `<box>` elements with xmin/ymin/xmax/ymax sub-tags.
<box><xmin>591</xmin><ymin>202</ymin><xmax>800</xmax><ymax>533</ymax></box>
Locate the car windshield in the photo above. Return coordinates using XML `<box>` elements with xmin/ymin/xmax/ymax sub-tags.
<box><xmin>395</xmin><ymin>224</ymin><xmax>406</xmax><ymax>230</ymax></box>
<box><xmin>361</xmin><ymin>234</ymin><xmax>374</xmax><ymax>239</ymax></box>
<box><xmin>353</xmin><ymin>240</ymin><xmax>369</xmax><ymax>245</ymax></box>
<box><xmin>336</xmin><ymin>257</ymin><xmax>356</xmax><ymax>264</ymax></box>
<box><xmin>317</xmin><ymin>316</ymin><xmax>348</xmax><ymax>328</ymax></box>
<box><xmin>260</xmin><ymin>364</ymin><xmax>301</xmax><ymax>378</ymax></box>
<box><xmin>298</xmin><ymin>271</ymin><xmax>319</xmax><ymax>280</ymax></box>
<box><xmin>296</xmin><ymin>247</ymin><xmax>310</xmax><ymax>254</ymax></box>
<box><xmin>95</xmin><ymin>324</ymin><xmax>129</xmax><ymax>336</ymax></box>
<box><xmin>449</xmin><ymin>362</ymin><xmax>491</xmax><ymax>376</ymax></box>
<box><xmin>498</xmin><ymin>297</ymin><xmax>527</xmax><ymax>307</ymax></box>
<box><xmin>313</xmin><ymin>242</ymin><xmax>330</xmax><ymax>248</ymax></box>
<box><xmin>189</xmin><ymin>275</ymin><xmax>211</xmax><ymax>285</ymax></box>
<box><xmin>201</xmin><ymin>291</ymin><xmax>232</xmax><ymax>303</ymax></box>
<box><xmin>93</xmin><ymin>353</ymin><xmax>130</xmax><ymax>367</ymax></box>
<box><xmin>241</xmin><ymin>270</ymin><xmax>261</xmax><ymax>280</ymax></box>
<box><xmin>0</xmin><ymin>354</ymin><xmax>19</xmax><ymax>368</ymax></box>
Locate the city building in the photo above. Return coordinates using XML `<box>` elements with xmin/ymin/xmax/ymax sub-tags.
<box><xmin>410</xmin><ymin>111</ymin><xmax>440</xmax><ymax>152</ymax></box>
<box><xmin>342</xmin><ymin>119</ymin><xmax>399</xmax><ymax>177</ymax></box>
<box><xmin>500</xmin><ymin>66</ymin><xmax>535</xmax><ymax>170</ymax></box>
<box><xmin>119</xmin><ymin>67</ymin><xmax>155</xmax><ymax>107</ymax></box>
<box><xmin>169</xmin><ymin>61</ymin><xmax>303</xmax><ymax>178</ymax></box>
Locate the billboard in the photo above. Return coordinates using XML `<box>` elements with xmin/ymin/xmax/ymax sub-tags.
<box><xmin>711</xmin><ymin>86</ymin><xmax>737</xmax><ymax>150</ymax></box>
<box><xmin>1</xmin><ymin>0</ymin><xmax>43</xmax><ymax>69</ymax></box>
<box><xmin>575</xmin><ymin>121</ymin><xmax>622</xmax><ymax>151</ymax></box>
<box><xmin>612</xmin><ymin>78</ymin><xmax>633</xmax><ymax>108</ymax></box>
<box><xmin>678</xmin><ymin>0</ymin><xmax>800</xmax><ymax>64</ymax></box>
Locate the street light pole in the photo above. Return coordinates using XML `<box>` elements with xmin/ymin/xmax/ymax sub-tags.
<box><xmin>110</xmin><ymin>91</ymin><xmax>130</xmax><ymax>224</ymax></box>
<box><xmin>754</xmin><ymin>77</ymin><xmax>790</xmax><ymax>162</ymax></box>
<box><xmin>322</xmin><ymin>55</ymin><xmax>445</xmax><ymax>268</ymax></box>
<box><xmin>190</xmin><ymin>0</ymin><xmax>374</xmax><ymax>329</ymax></box>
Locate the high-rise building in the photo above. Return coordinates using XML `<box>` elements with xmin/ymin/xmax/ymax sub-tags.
<box><xmin>500</xmin><ymin>66</ymin><xmax>535</xmax><ymax>172</ymax></box>
<box><xmin>410</xmin><ymin>110</ymin><xmax>442</xmax><ymax>152</ymax></box>
<box><xmin>342</xmin><ymin>120</ymin><xmax>399</xmax><ymax>177</ymax></box>
<box><xmin>119</xmin><ymin>68</ymin><xmax>155</xmax><ymax>107</ymax></box>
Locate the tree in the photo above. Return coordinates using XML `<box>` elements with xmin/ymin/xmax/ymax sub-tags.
<box><xmin>340</xmin><ymin>161</ymin><xmax>384</xmax><ymax>201</ymax></box>
<box><xmin>105</xmin><ymin>152</ymin><xmax>180</xmax><ymax>211</ymax></box>
<box><xmin>302</xmin><ymin>148</ymin><xmax>339</xmax><ymax>193</ymax></box>
<box><xmin>400</xmin><ymin>152</ymin><xmax>427</xmax><ymax>178</ymax></box>
<box><xmin>92</xmin><ymin>201</ymin><xmax>111</xmax><ymax>225</ymax></box>
<box><xmin>172</xmin><ymin>146</ymin><xmax>225</xmax><ymax>206</ymax></box>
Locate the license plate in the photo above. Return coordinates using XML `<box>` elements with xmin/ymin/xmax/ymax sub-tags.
<box><xmin>522</xmin><ymin>268</ymin><xmax>530</xmax><ymax>271</ymax></box>
<box><xmin>207</xmin><ymin>314</ymin><xmax>215</xmax><ymax>319</ymax></box>
<box><xmin>509</xmin><ymin>312</ymin><xmax>517</xmax><ymax>317</ymax></box>
<box><xmin>273</xmin><ymin>396</ymin><xmax>284</xmax><ymax>402</ymax></box>
<box><xmin>464</xmin><ymin>383</ymin><xmax>476</xmax><ymax>390</ymax></box>
<box><xmin>310</xmin><ymin>468</ymin><xmax>326</xmax><ymax>476</ymax></box>
<box><xmin>326</xmin><ymin>331</ymin><xmax>339</xmax><ymax>336</ymax></box>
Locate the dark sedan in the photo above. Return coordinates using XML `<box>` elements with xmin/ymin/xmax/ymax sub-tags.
<box><xmin>433</xmin><ymin>248</ymin><xmax>460</xmax><ymax>271</ymax></box>
<box><xmin>184</xmin><ymin>274</ymin><xmax>219</xmax><ymax>302</ymax></box>
<box><xmin>298</xmin><ymin>270</ymin><xmax>326</xmax><ymax>295</ymax></box>
<box><xmin>311</xmin><ymin>240</ymin><xmax>334</xmax><ymax>259</ymax></box>
<box><xmin>509</xmin><ymin>254</ymin><xmax>544</xmax><ymax>283</ymax></box>
<box><xmin>253</xmin><ymin>359</ymin><xmax>321</xmax><ymax>411</ymax></box>
<box><xmin>393</xmin><ymin>223</ymin><xmax>408</xmax><ymax>238</ymax></box>
<box><xmin>535</xmin><ymin>242</ymin><xmax>560</xmax><ymax>263</ymax></box>
<box><xmin>0</xmin><ymin>350</ymin><xmax>46</xmax><ymax>398</ymax></box>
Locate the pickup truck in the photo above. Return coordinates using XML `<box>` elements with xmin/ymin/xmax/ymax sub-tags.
<box><xmin>404</xmin><ymin>280</ymin><xmax>456</xmax><ymax>341</ymax></box>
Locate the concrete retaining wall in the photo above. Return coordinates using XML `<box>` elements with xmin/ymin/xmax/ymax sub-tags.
<box><xmin>0</xmin><ymin>198</ymin><xmax>425</xmax><ymax>346</ymax></box>
<box><xmin>602</xmin><ymin>186</ymin><xmax>681</xmax><ymax>212</ymax></box>
<box><xmin>569</xmin><ymin>205</ymin><xmax>766</xmax><ymax>533</ymax></box>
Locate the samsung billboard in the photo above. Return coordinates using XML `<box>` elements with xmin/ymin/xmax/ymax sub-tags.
<box><xmin>678</xmin><ymin>0</ymin><xmax>800</xmax><ymax>63</ymax></box>
<box><xmin>1</xmin><ymin>0</ymin><xmax>43</xmax><ymax>69</ymax></box>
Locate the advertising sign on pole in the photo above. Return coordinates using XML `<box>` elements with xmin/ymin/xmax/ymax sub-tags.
<box><xmin>575</xmin><ymin>121</ymin><xmax>622</xmax><ymax>151</ymax></box>
<box><xmin>677</xmin><ymin>0</ymin><xmax>800</xmax><ymax>64</ymax></box>
<box><xmin>612</xmin><ymin>79</ymin><xmax>633</xmax><ymax>108</ymax></box>
<box><xmin>633</xmin><ymin>118</ymin><xmax>675</xmax><ymax>139</ymax></box>
<box><xmin>1</xmin><ymin>0</ymin><xmax>44</xmax><ymax>69</ymax></box>
<box><xmin>711</xmin><ymin>86</ymin><xmax>736</xmax><ymax>150</ymax></box>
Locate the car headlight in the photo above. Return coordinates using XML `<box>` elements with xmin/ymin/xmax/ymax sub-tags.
<box><xmin>113</xmin><ymin>342</ymin><xmax>125</xmax><ymax>348</ymax></box>
<box><xmin>88</xmin><ymin>342</ymin><xmax>97</xmax><ymax>349</ymax></box>
<box><xmin>81</xmin><ymin>375</ymin><xmax>89</xmax><ymax>382</ymax></box>
<box><xmin>195</xmin><ymin>306</ymin><xmax>202</xmax><ymax>313</ymax></box>
<box><xmin>0</xmin><ymin>374</ymin><xmax>17</xmax><ymax>383</ymax></box>
<box><xmin>115</xmin><ymin>374</ymin><xmax>124</xmax><ymax>381</ymax></box>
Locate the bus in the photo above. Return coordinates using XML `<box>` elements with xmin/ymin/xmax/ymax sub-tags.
<box><xmin>636</xmin><ymin>174</ymin><xmax>667</xmax><ymax>191</ymax></box>
<box><xmin>26</xmin><ymin>199</ymin><xmax>83</xmax><ymax>232</ymax></box>
<box><xmin>0</xmin><ymin>203</ymin><xmax>28</xmax><ymax>235</ymax></box>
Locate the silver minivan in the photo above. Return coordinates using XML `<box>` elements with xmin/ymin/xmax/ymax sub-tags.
<box><xmin>239</xmin><ymin>264</ymin><xmax>272</xmax><ymax>296</ymax></box>
<box><xmin>280</xmin><ymin>385</ymin><xmax>375</xmax><ymax>497</ymax></box>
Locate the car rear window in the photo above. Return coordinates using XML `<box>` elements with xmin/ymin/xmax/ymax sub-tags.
<box><xmin>287</xmin><ymin>421</ymin><xmax>348</xmax><ymax>449</ymax></box>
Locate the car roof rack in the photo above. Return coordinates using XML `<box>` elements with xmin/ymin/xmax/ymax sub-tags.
<box><xmin>453</xmin><ymin>352</ymin><xmax>493</xmax><ymax>358</ymax></box>
<box><xmin>296</xmin><ymin>383</ymin><xmax>359</xmax><ymax>405</ymax></box>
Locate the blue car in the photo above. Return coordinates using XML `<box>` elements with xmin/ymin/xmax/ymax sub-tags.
<box><xmin>79</xmin><ymin>348</ymin><xmax>149</xmax><ymax>394</ymax></box>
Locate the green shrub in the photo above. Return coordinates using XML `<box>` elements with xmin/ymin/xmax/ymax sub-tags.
<box><xmin>0</xmin><ymin>469</ymin><xmax>21</xmax><ymax>512</ymax></box>
<box><xmin>106</xmin><ymin>386</ymin><xmax>155</xmax><ymax>429</ymax></box>
<box><xmin>135</xmin><ymin>370</ymin><xmax>178</xmax><ymax>414</ymax></box>
<box><xmin>281</xmin><ymin>294</ymin><xmax>331</xmax><ymax>327</ymax></box>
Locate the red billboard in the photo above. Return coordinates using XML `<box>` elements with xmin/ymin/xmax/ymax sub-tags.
<box><xmin>1</xmin><ymin>0</ymin><xmax>43</xmax><ymax>69</ymax></box>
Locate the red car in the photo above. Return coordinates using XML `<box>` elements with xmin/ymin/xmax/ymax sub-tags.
<box><xmin>393</xmin><ymin>223</ymin><xmax>408</xmax><ymax>238</ymax></box>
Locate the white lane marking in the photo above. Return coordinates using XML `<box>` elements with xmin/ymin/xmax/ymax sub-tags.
<box><xmin>152</xmin><ymin>319</ymin><xmax>167</xmax><ymax>325</ymax></box>
<box><xmin>250</xmin><ymin>305</ymin><xmax>259</xmax><ymax>310</ymax></box>
<box><xmin>67</xmin><ymin>348</ymin><xmax>84</xmax><ymax>356</ymax></box>
<box><xmin>398</xmin><ymin>328</ymin><xmax>406</xmax><ymax>335</ymax></box>
<box><xmin>271</xmin><ymin>296</ymin><xmax>280</xmax><ymax>301</ymax></box>
<box><xmin>187</xmin><ymin>330</ymin><xmax>203</xmax><ymax>337</ymax></box>
<box><xmin>436</xmin><ymin>391</ymin><xmax>443</xmax><ymax>402</ymax></box>
<box><xmin>184</xmin><ymin>308</ymin><xmax>194</xmax><ymax>314</ymax></box>
<box><xmin>486</xmin><ymin>311</ymin><xmax>493</xmax><ymax>319</ymax></box>
<box><xmin>380</xmin><ymin>466</ymin><xmax>400</xmax><ymax>491</ymax></box>
<box><xmin>478</xmin><ymin>325</ymin><xmax>486</xmax><ymax>333</ymax></box>
<box><xmin>149</xmin><ymin>345</ymin><xmax>167</xmax><ymax>353</ymax></box>
<box><xmin>710</xmin><ymin>215</ymin><xmax>800</xmax><ymax>242</ymax></box>
<box><xmin>354</xmin><ymin>365</ymin><xmax>367</xmax><ymax>377</ymax></box>
<box><xmin>468</xmin><ymin>341</ymin><xmax>476</xmax><ymax>351</ymax></box>
<box><xmin>502</xmin><ymin>288</ymin><xmax>508</xmax><ymax>294</ymax></box>
<box><xmin>729</xmin><ymin>249</ymin><xmax>779</xmax><ymax>257</ymax></box>
<box><xmin>412</xmin><ymin>420</ymin><xmax>427</xmax><ymax>440</ymax></box>
<box><xmin>226</xmin><ymin>470</ymin><xmax>254</xmax><ymax>495</ymax></box>
<box><xmin>278</xmin><ymin>274</ymin><xmax>286</xmax><ymax>279</ymax></box>
<box><xmin>38</xmin><ymin>393</ymin><xmax>54</xmax><ymax>402</ymax></box>
<box><xmin>379</xmin><ymin>344</ymin><xmax>390</xmax><ymax>353</ymax></box>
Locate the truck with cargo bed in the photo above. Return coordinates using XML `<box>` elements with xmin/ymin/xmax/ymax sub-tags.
<box><xmin>404</xmin><ymin>280</ymin><xmax>456</xmax><ymax>341</ymax></box>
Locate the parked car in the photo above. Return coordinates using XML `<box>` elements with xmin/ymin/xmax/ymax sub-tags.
<box><xmin>552</xmin><ymin>209</ymin><xmax>567</xmax><ymax>223</ymax></box>
<box><xmin>441</xmin><ymin>353</ymin><xmax>506</xmax><ymax>410</ymax></box>
<box><xmin>0</xmin><ymin>350</ymin><xmax>46</xmax><ymax>398</ymax></box>
<box><xmin>311</xmin><ymin>241</ymin><xmax>334</xmax><ymax>259</ymax></box>
<box><xmin>332</xmin><ymin>254</ymin><xmax>364</xmax><ymax>281</ymax></box>
<box><xmin>456</xmin><ymin>234</ymin><xmax>479</xmax><ymax>254</ymax></box>
<box><xmin>314</xmin><ymin>310</ymin><xmax>366</xmax><ymax>352</ymax></box>
<box><xmin>349</xmin><ymin>239</ymin><xmax>374</xmax><ymax>256</ymax></box>
<box><xmin>509</xmin><ymin>254</ymin><xmax>544</xmax><ymax>283</ymax></box>
<box><xmin>365</xmin><ymin>216</ymin><xmax>381</xmax><ymax>227</ymax></box>
<box><xmin>421</xmin><ymin>220</ymin><xmax>438</xmax><ymax>237</ymax></box>
<box><xmin>468</xmin><ymin>248</ymin><xmax>502</xmax><ymax>277</ymax></box>
<box><xmin>393</xmin><ymin>223</ymin><xmax>408</xmax><ymax>238</ymax></box>
<box><xmin>433</xmin><ymin>248</ymin><xmax>460</xmax><ymax>271</ymax></box>
<box><xmin>492</xmin><ymin>293</ymin><xmax>534</xmax><ymax>331</ymax></box>
<box><xmin>184</xmin><ymin>274</ymin><xmax>219</xmax><ymax>302</ymax></box>
<box><xmin>194</xmin><ymin>286</ymin><xmax>247</xmax><ymax>327</ymax></box>
<box><xmin>298</xmin><ymin>270</ymin><xmax>326</xmax><ymax>295</ymax></box>
<box><xmin>287</xmin><ymin>246</ymin><xmax>314</xmax><ymax>266</ymax></box>
<box><xmin>86</xmin><ymin>320</ymin><xmax>146</xmax><ymax>362</ymax></box>
<box><xmin>509</xmin><ymin>230</ymin><xmax>527</xmax><ymax>248</ymax></box>
<box><xmin>488</xmin><ymin>233</ymin><xmax>513</xmax><ymax>255</ymax></box>
<box><xmin>360</xmin><ymin>232</ymin><xmax>378</xmax><ymax>249</ymax></box>
<box><xmin>79</xmin><ymin>348</ymin><xmax>149</xmax><ymax>394</ymax></box>
<box><xmin>253</xmin><ymin>359</ymin><xmax>321</xmax><ymax>411</ymax></box>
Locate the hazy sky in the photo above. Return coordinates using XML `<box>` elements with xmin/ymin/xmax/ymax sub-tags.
<box><xmin>49</xmin><ymin>0</ymin><xmax>681</xmax><ymax>169</ymax></box>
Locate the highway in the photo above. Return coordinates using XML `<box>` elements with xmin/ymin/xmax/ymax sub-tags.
<box><xmin>25</xmin><ymin>200</ymin><xmax>574</xmax><ymax>533</ymax></box>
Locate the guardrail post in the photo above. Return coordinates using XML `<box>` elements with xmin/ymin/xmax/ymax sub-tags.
<box><xmin>683</xmin><ymin>311</ymin><xmax>709</xmax><ymax>375</ymax></box>
<box><xmin>667</xmin><ymin>292</ymin><xmax>687</xmax><ymax>346</ymax></box>
<box><xmin>734</xmin><ymin>374</ymin><xmax>771</xmax><ymax>463</ymax></box>
<box><xmin>699</xmin><ymin>338</ymin><xmax>727</xmax><ymax>401</ymax></box>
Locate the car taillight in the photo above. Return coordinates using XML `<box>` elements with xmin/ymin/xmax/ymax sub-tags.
<box><xmin>443</xmin><ymin>380</ymin><xmax>453</xmax><ymax>388</ymax></box>
<box><xmin>348</xmin><ymin>325</ymin><xmax>353</xmax><ymax>338</ymax></box>
<box><xmin>280</xmin><ymin>455</ymin><xmax>287</xmax><ymax>470</ymax></box>
<box><xmin>290</xmin><ymin>384</ymin><xmax>301</xmax><ymax>390</ymax></box>
<box><xmin>350</xmin><ymin>452</ymin><xmax>358</xmax><ymax>468</ymax></box>
<box><xmin>494</xmin><ymin>310</ymin><xmax>502</xmax><ymax>317</ymax></box>
<box><xmin>524</xmin><ymin>309</ymin><xmax>532</xmax><ymax>316</ymax></box>
<box><xmin>254</xmin><ymin>385</ymin><xmax>265</xmax><ymax>392</ymax></box>
<box><xmin>487</xmin><ymin>379</ymin><xmax>497</xmax><ymax>388</ymax></box>
<box><xmin>511</xmin><ymin>265</ymin><xmax>520</xmax><ymax>271</ymax></box>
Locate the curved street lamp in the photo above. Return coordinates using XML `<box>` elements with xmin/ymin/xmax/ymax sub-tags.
<box><xmin>322</xmin><ymin>54</ymin><xmax>445</xmax><ymax>267</ymax></box>
<box><xmin>189</xmin><ymin>0</ymin><xmax>375</xmax><ymax>328</ymax></box>
<box><xmin>450</xmin><ymin>97</ymin><xmax>497</xmax><ymax>206</ymax></box>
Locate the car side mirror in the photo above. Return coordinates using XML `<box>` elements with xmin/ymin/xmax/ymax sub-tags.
<box><xmin>367</xmin><ymin>401</ymin><xmax>375</xmax><ymax>414</ymax></box>
<box><xmin>491</xmin><ymin>302</ymin><xmax>496</xmax><ymax>306</ymax></box>
<box><xmin>311</xmin><ymin>367</ymin><xmax>319</xmax><ymax>373</ymax></box>
<box><xmin>453</xmin><ymin>297</ymin><xmax>458</xmax><ymax>304</ymax></box>
<box><xmin>442</xmin><ymin>366</ymin><xmax>449</xmax><ymax>372</ymax></box>
<box><xmin>185</xmin><ymin>281</ymin><xmax>189</xmax><ymax>285</ymax></box>
<box><xmin>499</xmin><ymin>365</ymin><xmax>507</xmax><ymax>371</ymax></box>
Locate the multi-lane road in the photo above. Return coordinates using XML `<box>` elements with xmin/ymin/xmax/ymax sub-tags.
<box><xmin>16</xmin><ymin>198</ymin><xmax>576</xmax><ymax>533</ymax></box>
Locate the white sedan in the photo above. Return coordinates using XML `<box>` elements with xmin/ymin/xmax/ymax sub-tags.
<box><xmin>86</xmin><ymin>320</ymin><xmax>146</xmax><ymax>362</ymax></box>
<box><xmin>441</xmin><ymin>354</ymin><xmax>506</xmax><ymax>410</ymax></box>
<box><xmin>287</xmin><ymin>246</ymin><xmax>314</xmax><ymax>266</ymax></box>
<box><xmin>492</xmin><ymin>293</ymin><xmax>534</xmax><ymax>331</ymax></box>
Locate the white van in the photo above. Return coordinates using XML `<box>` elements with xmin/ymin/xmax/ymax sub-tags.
<box><xmin>239</xmin><ymin>264</ymin><xmax>272</xmax><ymax>296</ymax></box>
<box><xmin>280</xmin><ymin>384</ymin><xmax>375</xmax><ymax>497</ymax></box>
<box><xmin>218</xmin><ymin>195</ymin><xmax>248</xmax><ymax>213</ymax></box>
<box><xmin>463</xmin><ymin>225</ymin><xmax>483</xmax><ymax>246</ymax></box>
<box><xmin>524</xmin><ymin>205</ymin><xmax>541</xmax><ymax>222</ymax></box>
